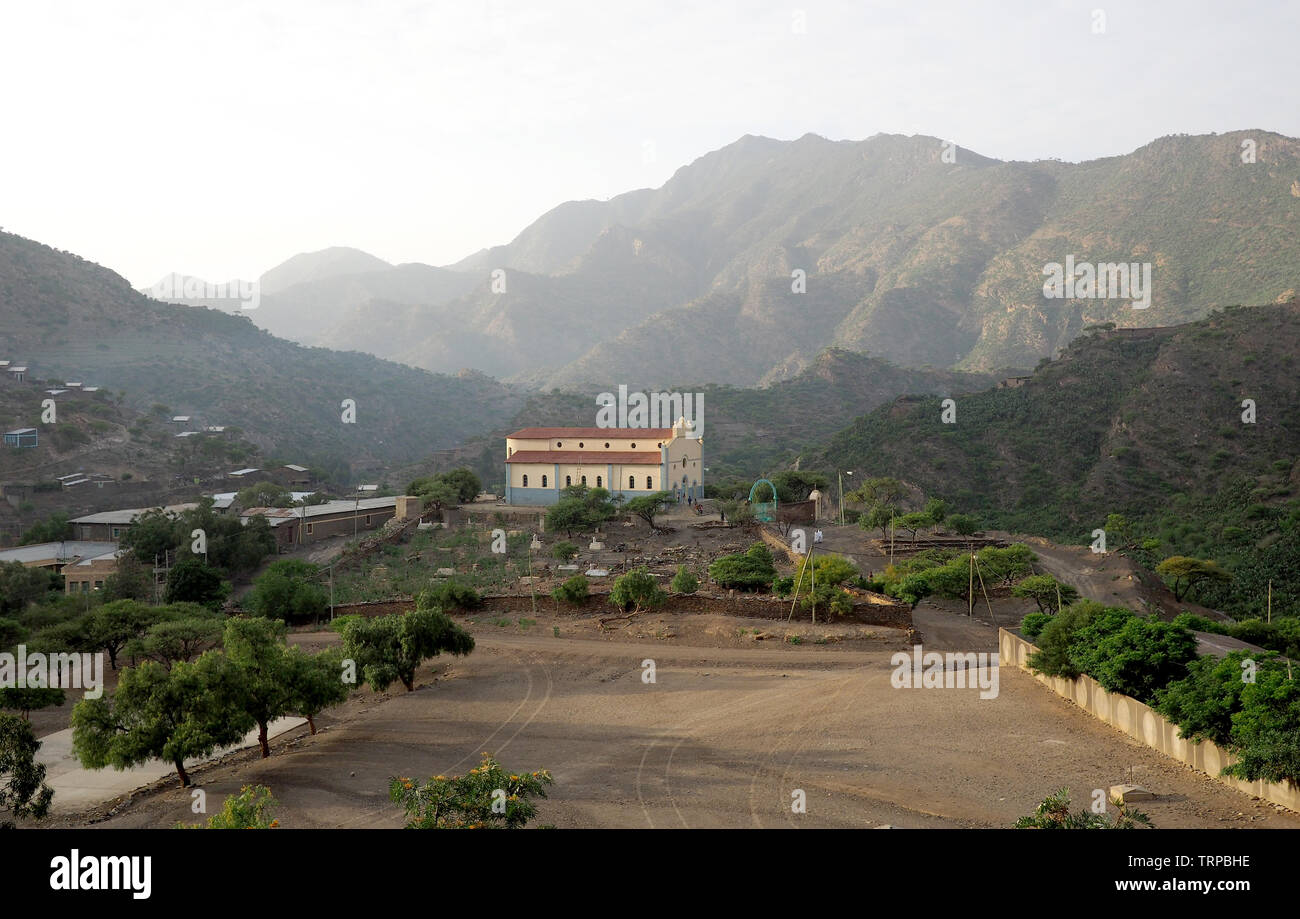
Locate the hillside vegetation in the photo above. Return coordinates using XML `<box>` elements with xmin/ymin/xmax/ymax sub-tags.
<box><xmin>809</xmin><ymin>302</ymin><xmax>1300</xmax><ymax>617</ymax></box>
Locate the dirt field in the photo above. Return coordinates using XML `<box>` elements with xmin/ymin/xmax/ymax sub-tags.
<box><xmin>58</xmin><ymin>600</ymin><xmax>1300</xmax><ymax>830</ymax></box>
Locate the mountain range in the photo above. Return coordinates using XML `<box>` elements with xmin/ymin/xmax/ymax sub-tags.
<box><xmin>152</xmin><ymin>130</ymin><xmax>1300</xmax><ymax>389</ymax></box>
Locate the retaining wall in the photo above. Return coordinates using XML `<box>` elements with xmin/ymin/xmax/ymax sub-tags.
<box><xmin>332</xmin><ymin>588</ymin><xmax>912</xmax><ymax>629</ymax></box>
<box><xmin>999</xmin><ymin>628</ymin><xmax>1300</xmax><ymax>812</ymax></box>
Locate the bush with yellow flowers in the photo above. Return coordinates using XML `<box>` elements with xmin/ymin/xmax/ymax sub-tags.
<box><xmin>390</xmin><ymin>754</ymin><xmax>553</xmax><ymax>829</ymax></box>
<box><xmin>176</xmin><ymin>784</ymin><xmax>279</xmax><ymax>829</ymax></box>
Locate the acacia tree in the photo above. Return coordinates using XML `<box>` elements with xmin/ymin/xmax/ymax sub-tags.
<box><xmin>859</xmin><ymin>504</ymin><xmax>897</xmax><ymax>538</ymax></box>
<box><xmin>1011</xmin><ymin>574</ymin><xmax>1080</xmax><ymax>614</ymax></box>
<box><xmin>71</xmin><ymin>653</ymin><xmax>251</xmax><ymax>787</ymax></box>
<box><xmin>0</xmin><ymin>714</ymin><xmax>54</xmax><ymax>827</ymax></box>
<box><xmin>0</xmin><ymin>688</ymin><xmax>66</xmax><ymax>721</ymax></box>
<box><xmin>341</xmin><ymin>601</ymin><xmax>475</xmax><ymax>692</ymax></box>
<box><xmin>625</xmin><ymin>491</ymin><xmax>672</xmax><ymax>529</ymax></box>
<box><xmin>1156</xmin><ymin>556</ymin><xmax>1233</xmax><ymax>602</ymax></box>
<box><xmin>85</xmin><ymin>599</ymin><xmax>162</xmax><ymax>670</ymax></box>
<box><xmin>609</xmin><ymin>566</ymin><xmax>666</xmax><ymax>614</ymax></box>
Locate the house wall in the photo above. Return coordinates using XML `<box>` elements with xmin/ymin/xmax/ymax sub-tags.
<box><xmin>65</xmin><ymin>557</ymin><xmax>117</xmax><ymax>593</ymax></box>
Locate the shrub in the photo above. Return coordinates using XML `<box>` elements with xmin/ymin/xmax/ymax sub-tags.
<box><xmin>1013</xmin><ymin>788</ymin><xmax>1152</xmax><ymax>829</ymax></box>
<box><xmin>551</xmin><ymin>575</ymin><xmax>589</xmax><ymax>605</ymax></box>
<box><xmin>551</xmin><ymin>541</ymin><xmax>579</xmax><ymax>561</ymax></box>
<box><xmin>1026</xmin><ymin>600</ymin><xmax>1110</xmax><ymax>680</ymax></box>
<box><xmin>391</xmin><ymin>753</ymin><xmax>553</xmax><ymax>829</ymax></box>
<box><xmin>1069</xmin><ymin>610</ymin><xmax>1198</xmax><ymax>703</ymax></box>
<box><xmin>1021</xmin><ymin>612</ymin><xmax>1052</xmax><ymax>640</ymax></box>
<box><xmin>423</xmin><ymin>578</ymin><xmax>482</xmax><ymax>610</ymax></box>
<box><xmin>771</xmin><ymin>576</ymin><xmax>795</xmax><ymax>599</ymax></box>
<box><xmin>178</xmin><ymin>784</ymin><xmax>279</xmax><ymax>829</ymax></box>
<box><xmin>670</xmin><ymin>565</ymin><xmax>698</xmax><ymax>595</ymax></box>
<box><xmin>609</xmin><ymin>567</ymin><xmax>666</xmax><ymax>613</ymax></box>
<box><xmin>708</xmin><ymin>543</ymin><xmax>777</xmax><ymax>591</ymax></box>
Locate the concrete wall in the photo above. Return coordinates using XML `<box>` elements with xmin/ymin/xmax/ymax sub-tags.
<box><xmin>999</xmin><ymin>628</ymin><xmax>1300</xmax><ymax>813</ymax></box>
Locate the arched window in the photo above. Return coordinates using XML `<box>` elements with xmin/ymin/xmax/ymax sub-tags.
<box><xmin>646</xmin><ymin>476</ymin><xmax>653</xmax><ymax>489</ymax></box>
<box><xmin>522</xmin><ymin>474</ymin><xmax>528</xmax><ymax>487</ymax></box>
<box><xmin>541</xmin><ymin>475</ymin><xmax>548</xmax><ymax>487</ymax></box>
<box><xmin>629</xmin><ymin>475</ymin><xmax>635</xmax><ymax>489</ymax></box>
<box><xmin>596</xmin><ymin>475</ymin><xmax>602</xmax><ymax>487</ymax></box>
<box><xmin>581</xmin><ymin>475</ymin><xmax>587</xmax><ymax>486</ymax></box>
<box><xmin>565</xmin><ymin>475</ymin><xmax>571</xmax><ymax>486</ymax></box>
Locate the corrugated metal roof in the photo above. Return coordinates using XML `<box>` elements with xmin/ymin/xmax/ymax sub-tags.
<box><xmin>0</xmin><ymin>541</ymin><xmax>119</xmax><ymax>564</ymax></box>
<box><xmin>70</xmin><ymin>503</ymin><xmax>198</xmax><ymax>525</ymax></box>
<box><xmin>505</xmin><ymin>450</ymin><xmax>662</xmax><ymax>464</ymax></box>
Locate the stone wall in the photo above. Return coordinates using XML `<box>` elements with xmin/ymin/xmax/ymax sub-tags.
<box><xmin>332</xmin><ymin>588</ymin><xmax>912</xmax><ymax>629</ymax></box>
<box><xmin>999</xmin><ymin>628</ymin><xmax>1300</xmax><ymax>813</ymax></box>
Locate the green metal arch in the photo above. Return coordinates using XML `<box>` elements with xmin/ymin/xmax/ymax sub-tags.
<box><xmin>749</xmin><ymin>478</ymin><xmax>778</xmax><ymax>521</ymax></box>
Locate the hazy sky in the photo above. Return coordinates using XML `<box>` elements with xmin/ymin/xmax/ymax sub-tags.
<box><xmin>2</xmin><ymin>0</ymin><xmax>1296</xmax><ymax>287</ymax></box>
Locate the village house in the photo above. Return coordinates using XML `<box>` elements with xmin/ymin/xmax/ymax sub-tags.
<box><xmin>504</xmin><ymin>417</ymin><xmax>703</xmax><ymax>506</ymax></box>
<box><xmin>69</xmin><ymin>503</ymin><xmax>199</xmax><ymax>541</ymax></box>
<box><xmin>241</xmin><ymin>495</ymin><xmax>418</xmax><ymax>550</ymax></box>
<box><xmin>0</xmin><ymin>541</ymin><xmax>119</xmax><ymax>575</ymax></box>
<box><xmin>63</xmin><ymin>550</ymin><xmax>122</xmax><ymax>594</ymax></box>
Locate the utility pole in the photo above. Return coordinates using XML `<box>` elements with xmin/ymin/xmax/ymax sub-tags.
<box><xmin>968</xmin><ymin>552</ymin><xmax>974</xmax><ymax>618</ymax></box>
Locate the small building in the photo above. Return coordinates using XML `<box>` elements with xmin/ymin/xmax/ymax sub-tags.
<box><xmin>504</xmin><ymin>417</ymin><xmax>704</xmax><ymax>505</ymax></box>
<box><xmin>273</xmin><ymin>464</ymin><xmax>313</xmax><ymax>487</ymax></box>
<box><xmin>228</xmin><ymin>467</ymin><xmax>260</xmax><ymax>480</ymax></box>
<box><xmin>3</xmin><ymin>428</ymin><xmax>38</xmax><ymax>448</ymax></box>
<box><xmin>64</xmin><ymin>550</ymin><xmax>121</xmax><ymax>594</ymax></box>
<box><xmin>0</xmin><ymin>541</ymin><xmax>120</xmax><ymax>572</ymax></box>
<box><xmin>69</xmin><ymin>503</ymin><xmax>198</xmax><ymax>541</ymax></box>
<box><xmin>5</xmin><ymin>366</ymin><xmax>27</xmax><ymax>383</ymax></box>
<box><xmin>171</xmin><ymin>415</ymin><xmax>192</xmax><ymax>424</ymax></box>
<box><xmin>241</xmin><ymin>495</ymin><xmax>411</xmax><ymax>549</ymax></box>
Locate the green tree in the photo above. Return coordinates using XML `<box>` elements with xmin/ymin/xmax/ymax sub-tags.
<box><xmin>341</xmin><ymin>601</ymin><xmax>474</xmax><ymax>693</ymax></box>
<box><xmin>551</xmin><ymin>575</ymin><xmax>589</xmax><ymax>605</ymax></box>
<box><xmin>85</xmin><ymin>599</ymin><xmax>162</xmax><ymax>670</ymax></box>
<box><xmin>849</xmin><ymin>477</ymin><xmax>905</xmax><ymax>505</ymax></box>
<box><xmin>1026</xmin><ymin>600</ymin><xmax>1110</xmax><ymax>680</ymax></box>
<box><xmin>0</xmin><ymin>562</ymin><xmax>60</xmax><ymax>615</ymax></box>
<box><xmin>947</xmin><ymin>513</ymin><xmax>980</xmax><ymax>536</ymax></box>
<box><xmin>859</xmin><ymin>504</ymin><xmax>897</xmax><ymax>538</ymax></box>
<box><xmin>18</xmin><ymin>512</ymin><xmax>74</xmax><ymax>545</ymax></box>
<box><xmin>120</xmin><ymin>508</ymin><xmax>183</xmax><ymax>562</ymax></box>
<box><xmin>391</xmin><ymin>753</ymin><xmax>553</xmax><ymax>829</ymax></box>
<box><xmin>0</xmin><ymin>688</ymin><xmax>66</xmax><ymax>720</ymax></box>
<box><xmin>670</xmin><ymin>565</ymin><xmax>699</xmax><ymax>595</ymax></box>
<box><xmin>1222</xmin><ymin>664</ymin><xmax>1300</xmax><ymax>784</ymax></box>
<box><xmin>222</xmin><ymin>617</ymin><xmax>296</xmax><ymax>758</ymax></box>
<box><xmin>609</xmin><ymin>566</ymin><xmax>667</xmax><ymax>613</ymax></box>
<box><xmin>1155</xmin><ymin>556</ymin><xmax>1234</xmax><ymax>602</ymax></box>
<box><xmin>123</xmin><ymin>610</ymin><xmax>224</xmax><ymax>667</ymax></box>
<box><xmin>924</xmin><ymin>498</ymin><xmax>947</xmax><ymax>527</ymax></box>
<box><xmin>1069</xmin><ymin>609</ymin><xmax>1199</xmax><ymax>703</ymax></box>
<box><xmin>440</xmin><ymin>468</ymin><xmax>483</xmax><ymax>503</ymax></box>
<box><xmin>165</xmin><ymin>558</ymin><xmax>229</xmax><ymax>607</ymax></box>
<box><xmin>286</xmin><ymin>646</ymin><xmax>349</xmax><ymax>735</ymax></box>
<box><xmin>625</xmin><ymin>491</ymin><xmax>672</xmax><ymax>529</ymax></box>
<box><xmin>0</xmin><ymin>714</ymin><xmax>54</xmax><ymax>827</ymax></box>
<box><xmin>551</xmin><ymin>541</ymin><xmax>579</xmax><ymax>561</ymax></box>
<box><xmin>771</xmin><ymin>471</ymin><xmax>828</xmax><ymax>503</ymax></box>
<box><xmin>72</xmin><ymin>654</ymin><xmax>251</xmax><ymax>787</ymax></box>
<box><xmin>1155</xmin><ymin>650</ymin><xmax>1266</xmax><ymax>747</ymax></box>
<box><xmin>234</xmin><ymin>480</ymin><xmax>292</xmax><ymax>509</ymax></box>
<box><xmin>1011</xmin><ymin>575</ymin><xmax>1080</xmax><ymax>614</ymax></box>
<box><xmin>102</xmin><ymin>553</ymin><xmax>154</xmax><ymax>602</ymax></box>
<box><xmin>895</xmin><ymin>512</ymin><xmax>932</xmax><ymax>543</ymax></box>
<box><xmin>247</xmin><ymin>560</ymin><xmax>327</xmax><ymax>624</ymax></box>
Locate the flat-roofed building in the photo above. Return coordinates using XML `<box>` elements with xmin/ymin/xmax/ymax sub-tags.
<box><xmin>64</xmin><ymin>550</ymin><xmax>122</xmax><ymax>593</ymax></box>
<box><xmin>241</xmin><ymin>495</ymin><xmax>415</xmax><ymax>549</ymax></box>
<box><xmin>70</xmin><ymin>504</ymin><xmax>199</xmax><ymax>541</ymax></box>
<box><xmin>0</xmin><ymin>541</ymin><xmax>119</xmax><ymax>572</ymax></box>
